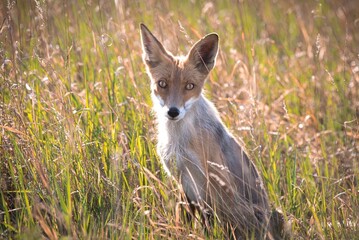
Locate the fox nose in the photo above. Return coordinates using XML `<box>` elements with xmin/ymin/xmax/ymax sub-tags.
<box><xmin>167</xmin><ymin>107</ymin><xmax>180</xmax><ymax>118</ymax></box>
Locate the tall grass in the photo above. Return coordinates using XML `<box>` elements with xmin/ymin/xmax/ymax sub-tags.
<box><xmin>1</xmin><ymin>0</ymin><xmax>358</xmax><ymax>239</ymax></box>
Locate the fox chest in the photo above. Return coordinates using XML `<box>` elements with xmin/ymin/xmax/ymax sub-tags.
<box><xmin>157</xmin><ymin>136</ymin><xmax>193</xmax><ymax>174</ymax></box>
<box><xmin>156</xmin><ymin>127</ymin><xmax>203</xmax><ymax>177</ymax></box>
<box><xmin>157</xmin><ymin>125</ymin><xmax>229</xmax><ymax>204</ymax></box>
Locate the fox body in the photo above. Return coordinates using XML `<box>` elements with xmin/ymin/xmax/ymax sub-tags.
<box><xmin>140</xmin><ymin>24</ymin><xmax>284</xmax><ymax>239</ymax></box>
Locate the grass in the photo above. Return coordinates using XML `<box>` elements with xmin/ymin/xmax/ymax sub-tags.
<box><xmin>1</xmin><ymin>0</ymin><xmax>358</xmax><ymax>239</ymax></box>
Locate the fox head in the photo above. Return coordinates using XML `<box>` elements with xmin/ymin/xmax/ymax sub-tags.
<box><xmin>140</xmin><ymin>24</ymin><xmax>219</xmax><ymax>121</ymax></box>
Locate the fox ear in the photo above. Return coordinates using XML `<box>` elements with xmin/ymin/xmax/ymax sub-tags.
<box><xmin>140</xmin><ymin>24</ymin><xmax>170</xmax><ymax>68</ymax></box>
<box><xmin>187</xmin><ymin>33</ymin><xmax>219</xmax><ymax>74</ymax></box>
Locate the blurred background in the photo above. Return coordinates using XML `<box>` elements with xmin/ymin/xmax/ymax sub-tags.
<box><xmin>1</xmin><ymin>0</ymin><xmax>358</xmax><ymax>239</ymax></box>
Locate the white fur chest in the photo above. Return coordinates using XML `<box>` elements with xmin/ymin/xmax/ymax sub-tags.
<box><xmin>156</xmin><ymin>116</ymin><xmax>194</xmax><ymax>176</ymax></box>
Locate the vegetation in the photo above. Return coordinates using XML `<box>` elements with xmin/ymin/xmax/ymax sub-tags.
<box><xmin>1</xmin><ymin>0</ymin><xmax>358</xmax><ymax>239</ymax></box>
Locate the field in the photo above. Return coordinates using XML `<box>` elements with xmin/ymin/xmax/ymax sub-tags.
<box><xmin>1</xmin><ymin>0</ymin><xmax>358</xmax><ymax>239</ymax></box>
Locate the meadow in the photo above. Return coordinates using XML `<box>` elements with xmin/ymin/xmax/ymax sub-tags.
<box><xmin>0</xmin><ymin>0</ymin><xmax>358</xmax><ymax>239</ymax></box>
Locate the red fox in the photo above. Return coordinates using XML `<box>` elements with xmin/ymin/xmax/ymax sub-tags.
<box><xmin>140</xmin><ymin>24</ymin><xmax>286</xmax><ymax>239</ymax></box>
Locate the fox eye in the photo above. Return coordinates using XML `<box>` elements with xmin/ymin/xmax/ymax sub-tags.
<box><xmin>185</xmin><ymin>83</ymin><xmax>195</xmax><ymax>90</ymax></box>
<box><xmin>158</xmin><ymin>80</ymin><xmax>167</xmax><ymax>88</ymax></box>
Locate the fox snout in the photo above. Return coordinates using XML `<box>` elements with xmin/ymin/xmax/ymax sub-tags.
<box><xmin>164</xmin><ymin>104</ymin><xmax>185</xmax><ymax>121</ymax></box>
<box><xmin>167</xmin><ymin>107</ymin><xmax>180</xmax><ymax>119</ymax></box>
<box><xmin>153</xmin><ymin>95</ymin><xmax>199</xmax><ymax>121</ymax></box>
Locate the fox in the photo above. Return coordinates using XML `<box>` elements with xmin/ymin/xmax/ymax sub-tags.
<box><xmin>140</xmin><ymin>24</ymin><xmax>286</xmax><ymax>239</ymax></box>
